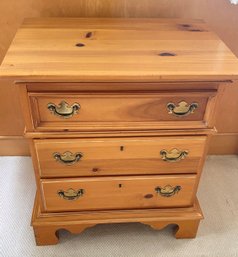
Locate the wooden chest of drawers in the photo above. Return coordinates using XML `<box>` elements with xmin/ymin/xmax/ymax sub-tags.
<box><xmin>1</xmin><ymin>18</ymin><xmax>238</xmax><ymax>245</ymax></box>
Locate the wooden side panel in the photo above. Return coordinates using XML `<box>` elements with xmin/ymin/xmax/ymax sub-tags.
<box><xmin>0</xmin><ymin>80</ymin><xmax>25</xmax><ymax>135</ymax></box>
<box><xmin>215</xmin><ymin>82</ymin><xmax>238</xmax><ymax>133</ymax></box>
<box><xmin>41</xmin><ymin>174</ymin><xmax>197</xmax><ymax>212</ymax></box>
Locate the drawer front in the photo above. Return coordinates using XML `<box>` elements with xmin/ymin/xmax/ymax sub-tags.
<box><xmin>34</xmin><ymin>136</ymin><xmax>206</xmax><ymax>178</ymax></box>
<box><xmin>41</xmin><ymin>175</ymin><xmax>197</xmax><ymax>212</ymax></box>
<box><xmin>29</xmin><ymin>91</ymin><xmax>216</xmax><ymax>131</ymax></box>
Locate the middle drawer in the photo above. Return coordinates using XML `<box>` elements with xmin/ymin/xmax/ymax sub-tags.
<box><xmin>34</xmin><ymin>136</ymin><xmax>206</xmax><ymax>178</ymax></box>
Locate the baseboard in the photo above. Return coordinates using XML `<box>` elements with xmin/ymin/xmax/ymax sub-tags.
<box><xmin>0</xmin><ymin>136</ymin><xmax>29</xmax><ymax>156</ymax></box>
<box><xmin>0</xmin><ymin>134</ymin><xmax>237</xmax><ymax>156</ymax></box>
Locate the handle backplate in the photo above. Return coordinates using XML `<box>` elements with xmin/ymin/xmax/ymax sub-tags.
<box><xmin>155</xmin><ymin>185</ymin><xmax>181</xmax><ymax>197</ymax></box>
<box><xmin>47</xmin><ymin>100</ymin><xmax>80</xmax><ymax>119</ymax></box>
<box><xmin>58</xmin><ymin>188</ymin><xmax>84</xmax><ymax>200</ymax></box>
<box><xmin>160</xmin><ymin>148</ymin><xmax>188</xmax><ymax>162</ymax></box>
<box><xmin>167</xmin><ymin>101</ymin><xmax>198</xmax><ymax>117</ymax></box>
<box><xmin>53</xmin><ymin>151</ymin><xmax>83</xmax><ymax>165</ymax></box>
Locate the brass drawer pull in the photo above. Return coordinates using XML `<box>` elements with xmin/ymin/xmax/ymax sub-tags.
<box><xmin>155</xmin><ymin>185</ymin><xmax>181</xmax><ymax>197</ymax></box>
<box><xmin>167</xmin><ymin>101</ymin><xmax>198</xmax><ymax>117</ymax></box>
<box><xmin>53</xmin><ymin>151</ymin><xmax>83</xmax><ymax>165</ymax></box>
<box><xmin>47</xmin><ymin>100</ymin><xmax>80</xmax><ymax>118</ymax></box>
<box><xmin>160</xmin><ymin>148</ymin><xmax>188</xmax><ymax>162</ymax></box>
<box><xmin>58</xmin><ymin>188</ymin><xmax>84</xmax><ymax>200</ymax></box>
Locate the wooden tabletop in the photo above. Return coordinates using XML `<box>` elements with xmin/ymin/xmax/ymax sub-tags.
<box><xmin>1</xmin><ymin>18</ymin><xmax>238</xmax><ymax>82</ymax></box>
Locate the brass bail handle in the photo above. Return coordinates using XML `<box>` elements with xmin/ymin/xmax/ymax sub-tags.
<box><xmin>47</xmin><ymin>100</ymin><xmax>80</xmax><ymax>118</ymax></box>
<box><xmin>160</xmin><ymin>148</ymin><xmax>188</xmax><ymax>162</ymax></box>
<box><xmin>53</xmin><ymin>151</ymin><xmax>83</xmax><ymax>165</ymax></box>
<box><xmin>155</xmin><ymin>185</ymin><xmax>181</xmax><ymax>197</ymax></box>
<box><xmin>58</xmin><ymin>188</ymin><xmax>84</xmax><ymax>200</ymax></box>
<box><xmin>167</xmin><ymin>101</ymin><xmax>198</xmax><ymax>117</ymax></box>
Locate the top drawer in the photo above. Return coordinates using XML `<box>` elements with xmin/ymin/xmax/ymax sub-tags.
<box><xmin>29</xmin><ymin>91</ymin><xmax>217</xmax><ymax>131</ymax></box>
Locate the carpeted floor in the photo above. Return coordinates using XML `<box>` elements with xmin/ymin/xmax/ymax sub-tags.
<box><xmin>0</xmin><ymin>156</ymin><xmax>238</xmax><ymax>257</ymax></box>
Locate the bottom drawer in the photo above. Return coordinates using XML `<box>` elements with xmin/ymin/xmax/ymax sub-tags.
<box><xmin>41</xmin><ymin>175</ymin><xmax>197</xmax><ymax>212</ymax></box>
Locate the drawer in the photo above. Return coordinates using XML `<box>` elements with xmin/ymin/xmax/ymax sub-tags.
<box><xmin>29</xmin><ymin>91</ymin><xmax>216</xmax><ymax>131</ymax></box>
<box><xmin>40</xmin><ymin>175</ymin><xmax>197</xmax><ymax>212</ymax></box>
<box><xmin>34</xmin><ymin>136</ymin><xmax>206</xmax><ymax>178</ymax></box>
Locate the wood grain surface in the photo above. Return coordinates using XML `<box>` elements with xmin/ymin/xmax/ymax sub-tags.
<box><xmin>1</xmin><ymin>18</ymin><xmax>238</xmax><ymax>82</ymax></box>
<box><xmin>40</xmin><ymin>174</ymin><xmax>197</xmax><ymax>212</ymax></box>
<box><xmin>0</xmin><ymin>3</ymin><xmax>236</xmax><ymax>245</ymax></box>
<box><xmin>32</xmin><ymin>193</ymin><xmax>203</xmax><ymax>245</ymax></box>
<box><xmin>28</xmin><ymin>90</ymin><xmax>215</xmax><ymax>131</ymax></box>
<box><xmin>0</xmin><ymin>1</ymin><xmax>238</xmax><ymax>154</ymax></box>
<box><xmin>34</xmin><ymin>136</ymin><xmax>206</xmax><ymax>177</ymax></box>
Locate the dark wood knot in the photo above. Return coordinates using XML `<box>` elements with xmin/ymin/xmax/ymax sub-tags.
<box><xmin>92</xmin><ymin>168</ymin><xmax>99</xmax><ymax>172</ymax></box>
<box><xmin>159</xmin><ymin>52</ymin><xmax>176</xmax><ymax>57</ymax></box>
<box><xmin>85</xmin><ymin>32</ymin><xmax>93</xmax><ymax>38</ymax></box>
<box><xmin>189</xmin><ymin>29</ymin><xmax>203</xmax><ymax>32</ymax></box>
<box><xmin>144</xmin><ymin>194</ymin><xmax>154</xmax><ymax>199</ymax></box>
<box><xmin>179</xmin><ymin>24</ymin><xmax>204</xmax><ymax>32</ymax></box>
<box><xmin>180</xmin><ymin>24</ymin><xmax>191</xmax><ymax>28</ymax></box>
<box><xmin>75</xmin><ymin>43</ymin><xmax>85</xmax><ymax>47</ymax></box>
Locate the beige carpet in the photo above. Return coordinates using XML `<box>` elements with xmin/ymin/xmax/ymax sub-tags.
<box><xmin>0</xmin><ymin>156</ymin><xmax>238</xmax><ymax>257</ymax></box>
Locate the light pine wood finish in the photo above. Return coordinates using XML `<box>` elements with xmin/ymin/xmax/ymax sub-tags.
<box><xmin>209</xmin><ymin>134</ymin><xmax>238</xmax><ymax>154</ymax></box>
<box><xmin>41</xmin><ymin>175</ymin><xmax>197</xmax><ymax>212</ymax></box>
<box><xmin>25</xmin><ymin>128</ymin><xmax>216</xmax><ymax>138</ymax></box>
<box><xmin>1</xmin><ymin>18</ymin><xmax>238</xmax><ymax>82</ymax></box>
<box><xmin>1</xmin><ymin>18</ymin><xmax>237</xmax><ymax>245</ymax></box>
<box><xmin>32</xmin><ymin>193</ymin><xmax>203</xmax><ymax>245</ymax></box>
<box><xmin>1</xmin><ymin>1</ymin><xmax>238</xmax><ymax>155</ymax></box>
<box><xmin>18</xmin><ymin>82</ymin><xmax>219</xmax><ymax>133</ymax></box>
<box><xmin>34</xmin><ymin>136</ymin><xmax>206</xmax><ymax>177</ymax></box>
<box><xmin>29</xmin><ymin>91</ymin><xmax>216</xmax><ymax>131</ymax></box>
<box><xmin>0</xmin><ymin>136</ymin><xmax>29</xmax><ymax>155</ymax></box>
<box><xmin>26</xmin><ymin>82</ymin><xmax>220</xmax><ymax>92</ymax></box>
